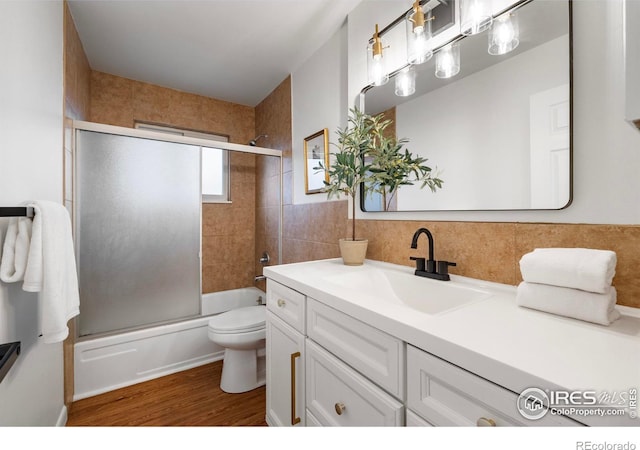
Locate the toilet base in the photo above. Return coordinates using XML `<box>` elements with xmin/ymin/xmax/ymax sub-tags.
<box><xmin>220</xmin><ymin>347</ymin><xmax>266</xmax><ymax>393</ymax></box>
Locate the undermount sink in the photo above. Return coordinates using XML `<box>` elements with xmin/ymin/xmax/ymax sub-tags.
<box><xmin>322</xmin><ymin>265</ymin><xmax>491</xmax><ymax>315</ymax></box>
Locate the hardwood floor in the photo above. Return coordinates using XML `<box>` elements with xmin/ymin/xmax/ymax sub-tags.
<box><xmin>67</xmin><ymin>361</ymin><xmax>267</xmax><ymax>426</ymax></box>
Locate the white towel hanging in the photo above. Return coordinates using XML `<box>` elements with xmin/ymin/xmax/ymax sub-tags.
<box><xmin>21</xmin><ymin>201</ymin><xmax>80</xmax><ymax>343</ymax></box>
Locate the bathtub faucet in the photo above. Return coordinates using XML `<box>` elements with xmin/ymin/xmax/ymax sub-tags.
<box><xmin>254</xmin><ymin>275</ymin><xmax>266</xmax><ymax>282</ymax></box>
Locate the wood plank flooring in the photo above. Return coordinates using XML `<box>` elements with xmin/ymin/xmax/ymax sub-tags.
<box><xmin>67</xmin><ymin>361</ymin><xmax>267</xmax><ymax>426</ymax></box>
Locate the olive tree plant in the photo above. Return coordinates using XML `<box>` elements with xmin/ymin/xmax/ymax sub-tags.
<box><xmin>318</xmin><ymin>107</ymin><xmax>443</xmax><ymax>241</ymax></box>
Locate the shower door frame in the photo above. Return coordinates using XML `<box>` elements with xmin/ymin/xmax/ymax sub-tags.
<box><xmin>71</xmin><ymin>120</ymin><xmax>283</xmax><ymax>339</ymax></box>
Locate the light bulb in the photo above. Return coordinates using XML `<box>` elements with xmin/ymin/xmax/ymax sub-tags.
<box><xmin>395</xmin><ymin>66</ymin><xmax>416</xmax><ymax>97</ymax></box>
<box><xmin>488</xmin><ymin>13</ymin><xmax>519</xmax><ymax>55</ymax></box>
<box><xmin>371</xmin><ymin>57</ymin><xmax>386</xmax><ymax>86</ymax></box>
<box><xmin>435</xmin><ymin>43</ymin><xmax>460</xmax><ymax>79</ymax></box>
<box><xmin>367</xmin><ymin>24</ymin><xmax>389</xmax><ymax>86</ymax></box>
<box><xmin>406</xmin><ymin>1</ymin><xmax>433</xmax><ymax>65</ymax></box>
<box><xmin>460</xmin><ymin>0</ymin><xmax>493</xmax><ymax>36</ymax></box>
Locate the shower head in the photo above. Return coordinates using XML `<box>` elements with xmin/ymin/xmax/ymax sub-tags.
<box><xmin>248</xmin><ymin>135</ymin><xmax>268</xmax><ymax>146</ymax></box>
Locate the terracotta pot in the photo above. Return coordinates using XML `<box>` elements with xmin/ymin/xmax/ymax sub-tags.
<box><xmin>338</xmin><ymin>238</ymin><xmax>368</xmax><ymax>266</ymax></box>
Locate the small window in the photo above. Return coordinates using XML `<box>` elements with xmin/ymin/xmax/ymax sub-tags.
<box><xmin>201</xmin><ymin>147</ymin><xmax>229</xmax><ymax>203</ymax></box>
<box><xmin>135</xmin><ymin>123</ymin><xmax>230</xmax><ymax>203</ymax></box>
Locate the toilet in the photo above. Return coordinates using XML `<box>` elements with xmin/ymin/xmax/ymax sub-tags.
<box><xmin>207</xmin><ymin>305</ymin><xmax>266</xmax><ymax>393</ymax></box>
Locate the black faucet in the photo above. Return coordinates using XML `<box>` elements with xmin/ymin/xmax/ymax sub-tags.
<box><xmin>410</xmin><ymin>227</ymin><xmax>456</xmax><ymax>281</ymax></box>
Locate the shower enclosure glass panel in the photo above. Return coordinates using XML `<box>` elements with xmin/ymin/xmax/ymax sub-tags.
<box><xmin>76</xmin><ymin>130</ymin><xmax>201</xmax><ymax>336</ymax></box>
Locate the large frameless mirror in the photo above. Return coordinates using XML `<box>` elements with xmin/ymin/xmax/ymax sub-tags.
<box><xmin>361</xmin><ymin>0</ymin><xmax>572</xmax><ymax>212</ymax></box>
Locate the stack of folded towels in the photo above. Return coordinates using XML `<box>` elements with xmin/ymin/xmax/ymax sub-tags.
<box><xmin>517</xmin><ymin>248</ymin><xmax>620</xmax><ymax>326</ymax></box>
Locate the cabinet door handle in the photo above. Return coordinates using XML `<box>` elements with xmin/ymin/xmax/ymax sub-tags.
<box><xmin>277</xmin><ymin>299</ymin><xmax>286</xmax><ymax>307</ymax></box>
<box><xmin>290</xmin><ymin>351</ymin><xmax>301</xmax><ymax>426</ymax></box>
<box><xmin>476</xmin><ymin>417</ymin><xmax>496</xmax><ymax>427</ymax></box>
<box><xmin>334</xmin><ymin>402</ymin><xmax>346</xmax><ymax>416</ymax></box>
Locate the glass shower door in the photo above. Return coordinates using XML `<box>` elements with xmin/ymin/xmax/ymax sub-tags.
<box><xmin>76</xmin><ymin>130</ymin><xmax>201</xmax><ymax>336</ymax></box>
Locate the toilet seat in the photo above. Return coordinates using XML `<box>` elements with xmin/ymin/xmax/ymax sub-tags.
<box><xmin>208</xmin><ymin>305</ymin><xmax>265</xmax><ymax>334</ymax></box>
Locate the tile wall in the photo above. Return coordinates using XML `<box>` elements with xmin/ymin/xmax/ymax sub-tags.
<box><xmin>254</xmin><ymin>77</ymin><xmax>350</xmax><ymax>273</ymax></box>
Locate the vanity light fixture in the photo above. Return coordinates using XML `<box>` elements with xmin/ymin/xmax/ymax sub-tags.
<box><xmin>395</xmin><ymin>66</ymin><xmax>416</xmax><ymax>97</ymax></box>
<box><xmin>488</xmin><ymin>12</ymin><xmax>520</xmax><ymax>55</ymax></box>
<box><xmin>435</xmin><ymin>42</ymin><xmax>460</xmax><ymax>79</ymax></box>
<box><xmin>367</xmin><ymin>24</ymin><xmax>389</xmax><ymax>86</ymax></box>
<box><xmin>406</xmin><ymin>0</ymin><xmax>433</xmax><ymax>65</ymax></box>
<box><xmin>460</xmin><ymin>0</ymin><xmax>493</xmax><ymax>36</ymax></box>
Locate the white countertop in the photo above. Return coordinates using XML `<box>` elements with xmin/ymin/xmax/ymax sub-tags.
<box><xmin>264</xmin><ymin>258</ymin><xmax>640</xmax><ymax>427</ymax></box>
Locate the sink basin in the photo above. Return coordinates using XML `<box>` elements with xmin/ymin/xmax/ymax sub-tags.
<box><xmin>322</xmin><ymin>266</ymin><xmax>491</xmax><ymax>315</ymax></box>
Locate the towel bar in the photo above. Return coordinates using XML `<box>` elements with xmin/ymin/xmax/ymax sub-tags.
<box><xmin>0</xmin><ymin>207</ymin><xmax>34</xmax><ymax>218</ymax></box>
<box><xmin>0</xmin><ymin>342</ymin><xmax>21</xmax><ymax>384</ymax></box>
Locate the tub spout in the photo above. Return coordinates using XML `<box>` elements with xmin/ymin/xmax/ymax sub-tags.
<box><xmin>254</xmin><ymin>275</ymin><xmax>266</xmax><ymax>282</ymax></box>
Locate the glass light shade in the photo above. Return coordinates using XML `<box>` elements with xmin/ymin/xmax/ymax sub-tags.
<box><xmin>488</xmin><ymin>12</ymin><xmax>519</xmax><ymax>55</ymax></box>
<box><xmin>367</xmin><ymin>39</ymin><xmax>389</xmax><ymax>86</ymax></box>
<box><xmin>435</xmin><ymin>43</ymin><xmax>460</xmax><ymax>79</ymax></box>
<box><xmin>395</xmin><ymin>66</ymin><xmax>416</xmax><ymax>97</ymax></box>
<box><xmin>460</xmin><ymin>0</ymin><xmax>493</xmax><ymax>36</ymax></box>
<box><xmin>406</xmin><ymin>6</ymin><xmax>433</xmax><ymax>64</ymax></box>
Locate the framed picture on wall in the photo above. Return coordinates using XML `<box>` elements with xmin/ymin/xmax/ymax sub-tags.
<box><xmin>303</xmin><ymin>128</ymin><xmax>329</xmax><ymax>194</ymax></box>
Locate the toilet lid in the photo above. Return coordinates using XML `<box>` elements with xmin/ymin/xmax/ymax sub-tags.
<box><xmin>208</xmin><ymin>306</ymin><xmax>266</xmax><ymax>333</ymax></box>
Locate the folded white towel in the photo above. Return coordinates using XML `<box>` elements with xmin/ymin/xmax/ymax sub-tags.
<box><xmin>0</xmin><ymin>217</ymin><xmax>32</xmax><ymax>283</ymax></box>
<box><xmin>517</xmin><ymin>281</ymin><xmax>620</xmax><ymax>326</ymax></box>
<box><xmin>519</xmin><ymin>248</ymin><xmax>616</xmax><ymax>294</ymax></box>
<box><xmin>23</xmin><ymin>201</ymin><xmax>80</xmax><ymax>344</ymax></box>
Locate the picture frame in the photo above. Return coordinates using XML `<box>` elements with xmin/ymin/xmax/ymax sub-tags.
<box><xmin>303</xmin><ymin>128</ymin><xmax>329</xmax><ymax>194</ymax></box>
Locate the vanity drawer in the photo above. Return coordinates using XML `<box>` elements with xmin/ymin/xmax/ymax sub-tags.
<box><xmin>267</xmin><ymin>279</ymin><xmax>306</xmax><ymax>333</ymax></box>
<box><xmin>306</xmin><ymin>339</ymin><xmax>404</xmax><ymax>427</ymax></box>
<box><xmin>407</xmin><ymin>345</ymin><xmax>581</xmax><ymax>427</ymax></box>
<box><xmin>306</xmin><ymin>298</ymin><xmax>404</xmax><ymax>399</ymax></box>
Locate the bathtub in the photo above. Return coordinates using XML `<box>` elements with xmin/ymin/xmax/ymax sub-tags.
<box><xmin>74</xmin><ymin>287</ymin><xmax>265</xmax><ymax>400</ymax></box>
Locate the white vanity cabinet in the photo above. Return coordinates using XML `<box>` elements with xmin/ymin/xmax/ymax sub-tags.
<box><xmin>265</xmin><ymin>280</ymin><xmax>306</xmax><ymax>427</ymax></box>
<box><xmin>266</xmin><ymin>280</ymin><xmax>405</xmax><ymax>427</ymax></box>
<box><xmin>406</xmin><ymin>345</ymin><xmax>581</xmax><ymax>427</ymax></box>
<box><xmin>265</xmin><ymin>259</ymin><xmax>639</xmax><ymax>427</ymax></box>
<box><xmin>266</xmin><ymin>273</ymin><xmax>589</xmax><ymax>428</ymax></box>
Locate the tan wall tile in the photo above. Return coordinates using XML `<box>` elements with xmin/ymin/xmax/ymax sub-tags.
<box><xmin>90</xmin><ymin>72</ymin><xmax>134</xmax><ymax>127</ymax></box>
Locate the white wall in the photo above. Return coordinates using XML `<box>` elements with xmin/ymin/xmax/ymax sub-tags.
<box><xmin>291</xmin><ymin>22</ymin><xmax>349</xmax><ymax>205</ymax></box>
<box><xmin>0</xmin><ymin>1</ymin><xmax>65</xmax><ymax>426</ymax></box>
<box><xmin>347</xmin><ymin>0</ymin><xmax>640</xmax><ymax>225</ymax></box>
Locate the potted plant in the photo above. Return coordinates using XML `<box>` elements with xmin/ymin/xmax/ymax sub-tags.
<box><xmin>318</xmin><ymin>107</ymin><xmax>443</xmax><ymax>266</ymax></box>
